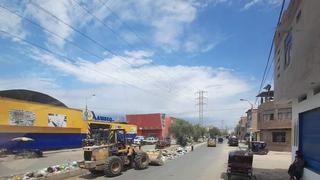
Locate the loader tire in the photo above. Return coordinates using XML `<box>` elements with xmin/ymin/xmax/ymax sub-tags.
<box><xmin>134</xmin><ymin>152</ymin><xmax>149</xmax><ymax>169</ymax></box>
<box><xmin>104</xmin><ymin>156</ymin><xmax>123</xmax><ymax>177</ymax></box>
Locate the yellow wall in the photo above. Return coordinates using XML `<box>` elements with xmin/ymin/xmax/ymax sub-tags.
<box><xmin>86</xmin><ymin>121</ymin><xmax>137</xmax><ymax>134</ymax></box>
<box><xmin>0</xmin><ymin>97</ymin><xmax>87</xmax><ymax>133</ymax></box>
<box><xmin>0</xmin><ymin>97</ymin><xmax>137</xmax><ymax>134</ymax></box>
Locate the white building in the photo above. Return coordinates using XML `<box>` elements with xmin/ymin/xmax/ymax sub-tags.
<box><xmin>274</xmin><ymin>0</ymin><xmax>320</xmax><ymax>179</ymax></box>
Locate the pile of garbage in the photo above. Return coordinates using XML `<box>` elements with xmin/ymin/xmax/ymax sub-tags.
<box><xmin>9</xmin><ymin>161</ymin><xmax>79</xmax><ymax>180</ymax></box>
<box><xmin>147</xmin><ymin>145</ymin><xmax>193</xmax><ymax>166</ymax></box>
<box><xmin>162</xmin><ymin>146</ymin><xmax>192</xmax><ymax>161</ymax></box>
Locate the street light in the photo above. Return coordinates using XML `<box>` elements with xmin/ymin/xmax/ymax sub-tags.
<box><xmin>240</xmin><ymin>98</ymin><xmax>253</xmax><ymax>151</ymax></box>
<box><xmin>240</xmin><ymin>98</ymin><xmax>253</xmax><ymax>109</ymax></box>
<box><xmin>85</xmin><ymin>94</ymin><xmax>96</xmax><ymax>111</ymax></box>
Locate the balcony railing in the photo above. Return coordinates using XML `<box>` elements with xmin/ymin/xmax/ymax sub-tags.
<box><xmin>258</xmin><ymin>119</ymin><xmax>291</xmax><ymax>129</ymax></box>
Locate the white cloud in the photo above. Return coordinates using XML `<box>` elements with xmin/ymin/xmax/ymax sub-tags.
<box><xmin>183</xmin><ymin>33</ymin><xmax>229</xmax><ymax>53</ymax></box>
<box><xmin>23</xmin><ymin>0</ymin><xmax>114</xmax><ymax>48</ymax></box>
<box><xmin>109</xmin><ymin>0</ymin><xmax>198</xmax><ymax>51</ymax></box>
<box><xmin>242</xmin><ymin>0</ymin><xmax>283</xmax><ymax>10</ymax></box>
<box><xmin>2</xmin><ymin>0</ymin><xmax>226</xmax><ymax>53</ymax></box>
<box><xmin>20</xmin><ymin>49</ymin><xmax>253</xmax><ymax>126</ymax></box>
<box><xmin>24</xmin><ymin>0</ymin><xmax>78</xmax><ymax>48</ymax></box>
<box><xmin>0</xmin><ymin>7</ymin><xmax>26</xmax><ymax>41</ymax></box>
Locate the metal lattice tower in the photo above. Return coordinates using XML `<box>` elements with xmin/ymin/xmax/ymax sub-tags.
<box><xmin>196</xmin><ymin>90</ymin><xmax>207</xmax><ymax>125</ymax></box>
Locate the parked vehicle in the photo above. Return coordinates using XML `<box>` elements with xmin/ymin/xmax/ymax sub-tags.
<box><xmin>144</xmin><ymin>137</ymin><xmax>158</xmax><ymax>144</ymax></box>
<box><xmin>155</xmin><ymin>138</ymin><xmax>171</xmax><ymax>149</ymax></box>
<box><xmin>133</xmin><ymin>136</ymin><xmax>145</xmax><ymax>145</ymax></box>
<box><xmin>250</xmin><ymin>141</ymin><xmax>269</xmax><ymax>155</ymax></box>
<box><xmin>228</xmin><ymin>136</ymin><xmax>239</xmax><ymax>146</ymax></box>
<box><xmin>207</xmin><ymin>138</ymin><xmax>216</xmax><ymax>147</ymax></box>
<box><xmin>227</xmin><ymin>150</ymin><xmax>253</xmax><ymax>179</ymax></box>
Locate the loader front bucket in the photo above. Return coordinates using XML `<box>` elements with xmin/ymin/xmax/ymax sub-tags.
<box><xmin>146</xmin><ymin>150</ymin><xmax>164</xmax><ymax>166</ymax></box>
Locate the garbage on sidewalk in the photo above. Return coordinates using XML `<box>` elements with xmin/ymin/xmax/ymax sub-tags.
<box><xmin>146</xmin><ymin>145</ymin><xmax>193</xmax><ymax>166</ymax></box>
<box><xmin>6</xmin><ymin>161</ymin><xmax>79</xmax><ymax>180</ymax></box>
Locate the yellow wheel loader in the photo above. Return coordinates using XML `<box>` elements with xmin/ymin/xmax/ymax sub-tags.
<box><xmin>78</xmin><ymin>129</ymin><xmax>150</xmax><ymax>177</ymax></box>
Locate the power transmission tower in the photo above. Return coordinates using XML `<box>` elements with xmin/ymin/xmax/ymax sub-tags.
<box><xmin>195</xmin><ymin>90</ymin><xmax>207</xmax><ymax>126</ymax></box>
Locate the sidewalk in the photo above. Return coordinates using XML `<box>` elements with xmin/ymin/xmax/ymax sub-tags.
<box><xmin>0</xmin><ymin>142</ymin><xmax>205</xmax><ymax>178</ymax></box>
<box><xmin>222</xmin><ymin>143</ymin><xmax>291</xmax><ymax>180</ymax></box>
<box><xmin>253</xmin><ymin>151</ymin><xmax>291</xmax><ymax>180</ymax></box>
<box><xmin>0</xmin><ymin>149</ymin><xmax>83</xmax><ymax>177</ymax></box>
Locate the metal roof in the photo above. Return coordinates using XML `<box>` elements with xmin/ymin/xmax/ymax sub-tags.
<box><xmin>0</xmin><ymin>89</ymin><xmax>67</xmax><ymax>107</ymax></box>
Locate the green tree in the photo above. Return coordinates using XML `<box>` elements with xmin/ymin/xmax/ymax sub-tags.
<box><xmin>208</xmin><ymin>126</ymin><xmax>221</xmax><ymax>138</ymax></box>
<box><xmin>192</xmin><ymin>124</ymin><xmax>208</xmax><ymax>142</ymax></box>
<box><xmin>169</xmin><ymin>119</ymin><xmax>194</xmax><ymax>145</ymax></box>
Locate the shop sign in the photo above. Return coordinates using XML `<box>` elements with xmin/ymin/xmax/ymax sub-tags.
<box><xmin>83</xmin><ymin>110</ymin><xmax>114</xmax><ymax>122</ymax></box>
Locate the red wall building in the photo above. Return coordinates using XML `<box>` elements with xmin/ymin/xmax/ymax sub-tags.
<box><xmin>126</xmin><ymin>113</ymin><xmax>174</xmax><ymax>140</ymax></box>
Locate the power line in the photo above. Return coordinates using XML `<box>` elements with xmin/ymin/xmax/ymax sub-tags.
<box><xmin>0</xmin><ymin>4</ymin><xmax>173</xmax><ymax>94</ymax></box>
<box><xmin>255</xmin><ymin>0</ymin><xmax>286</xmax><ymax>105</ymax></box>
<box><xmin>72</xmin><ymin>0</ymin><xmax>183</xmax><ymax>92</ymax></box>
<box><xmin>27</xmin><ymin>0</ymin><xmax>170</xmax><ymax>92</ymax></box>
<box><xmin>0</xmin><ymin>29</ymin><xmax>166</xmax><ymax>98</ymax></box>
<box><xmin>94</xmin><ymin>0</ymin><xmax>196</xmax><ymax>93</ymax></box>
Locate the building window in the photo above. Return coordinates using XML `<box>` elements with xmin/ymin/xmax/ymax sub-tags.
<box><xmin>263</xmin><ymin>113</ymin><xmax>274</xmax><ymax>121</ymax></box>
<box><xmin>270</xmin><ymin>114</ymin><xmax>274</xmax><ymax>120</ymax></box>
<box><xmin>278</xmin><ymin>109</ymin><xmax>292</xmax><ymax>120</ymax></box>
<box><xmin>284</xmin><ymin>31</ymin><xmax>292</xmax><ymax>69</ymax></box>
<box><xmin>272</xmin><ymin>132</ymin><xmax>286</xmax><ymax>143</ymax></box>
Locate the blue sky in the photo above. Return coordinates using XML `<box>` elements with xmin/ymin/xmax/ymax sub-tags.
<box><xmin>0</xmin><ymin>0</ymin><xmax>286</xmax><ymax>128</ymax></box>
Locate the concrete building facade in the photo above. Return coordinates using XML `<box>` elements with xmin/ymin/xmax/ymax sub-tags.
<box><xmin>126</xmin><ymin>113</ymin><xmax>175</xmax><ymax>140</ymax></box>
<box><xmin>257</xmin><ymin>99</ymin><xmax>292</xmax><ymax>152</ymax></box>
<box><xmin>274</xmin><ymin>0</ymin><xmax>320</xmax><ymax>178</ymax></box>
<box><xmin>246</xmin><ymin>109</ymin><xmax>259</xmax><ymax>141</ymax></box>
<box><xmin>237</xmin><ymin>116</ymin><xmax>247</xmax><ymax>141</ymax></box>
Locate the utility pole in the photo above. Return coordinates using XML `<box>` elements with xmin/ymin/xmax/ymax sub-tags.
<box><xmin>195</xmin><ymin>90</ymin><xmax>207</xmax><ymax>126</ymax></box>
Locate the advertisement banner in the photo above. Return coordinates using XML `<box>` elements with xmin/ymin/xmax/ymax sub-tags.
<box><xmin>9</xmin><ymin>109</ymin><xmax>35</xmax><ymax>126</ymax></box>
<box><xmin>48</xmin><ymin>113</ymin><xmax>67</xmax><ymax>127</ymax></box>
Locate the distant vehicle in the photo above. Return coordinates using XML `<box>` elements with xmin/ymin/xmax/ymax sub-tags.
<box><xmin>207</xmin><ymin>138</ymin><xmax>216</xmax><ymax>147</ymax></box>
<box><xmin>144</xmin><ymin>137</ymin><xmax>159</xmax><ymax>144</ymax></box>
<box><xmin>228</xmin><ymin>137</ymin><xmax>239</xmax><ymax>146</ymax></box>
<box><xmin>155</xmin><ymin>139</ymin><xmax>171</xmax><ymax>149</ymax></box>
<box><xmin>218</xmin><ymin>137</ymin><xmax>224</xmax><ymax>143</ymax></box>
<box><xmin>250</xmin><ymin>141</ymin><xmax>269</xmax><ymax>155</ymax></box>
<box><xmin>133</xmin><ymin>136</ymin><xmax>145</xmax><ymax>145</ymax></box>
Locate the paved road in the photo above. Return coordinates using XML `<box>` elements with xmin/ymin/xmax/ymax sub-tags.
<box><xmin>0</xmin><ymin>145</ymin><xmax>159</xmax><ymax>177</ymax></box>
<box><xmin>73</xmin><ymin>142</ymin><xmax>239</xmax><ymax>180</ymax></box>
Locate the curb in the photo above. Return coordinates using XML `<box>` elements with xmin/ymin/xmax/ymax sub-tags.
<box><xmin>43</xmin><ymin>148</ymin><xmax>82</xmax><ymax>155</ymax></box>
<box><xmin>193</xmin><ymin>142</ymin><xmax>206</xmax><ymax>148</ymax></box>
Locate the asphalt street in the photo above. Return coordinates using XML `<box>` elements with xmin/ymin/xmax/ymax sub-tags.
<box><xmin>73</xmin><ymin>142</ymin><xmax>239</xmax><ymax>180</ymax></box>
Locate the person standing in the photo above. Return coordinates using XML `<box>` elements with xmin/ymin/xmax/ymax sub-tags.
<box><xmin>288</xmin><ymin>151</ymin><xmax>306</xmax><ymax>180</ymax></box>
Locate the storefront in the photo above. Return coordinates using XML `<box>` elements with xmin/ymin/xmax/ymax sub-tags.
<box><xmin>0</xmin><ymin>89</ymin><xmax>137</xmax><ymax>151</ymax></box>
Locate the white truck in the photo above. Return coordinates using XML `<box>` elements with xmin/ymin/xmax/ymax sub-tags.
<box><xmin>144</xmin><ymin>137</ymin><xmax>159</xmax><ymax>144</ymax></box>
